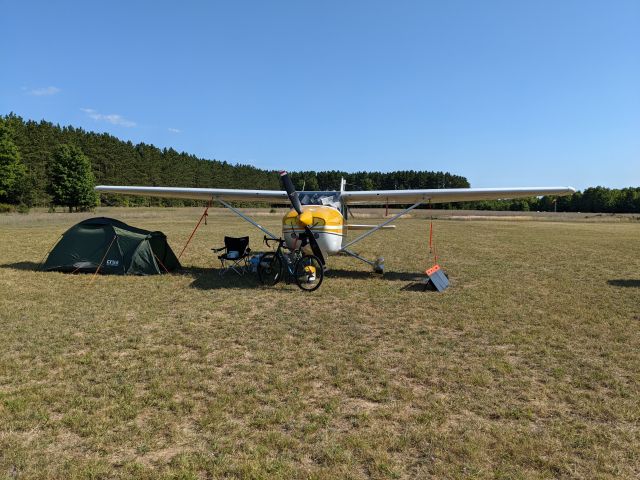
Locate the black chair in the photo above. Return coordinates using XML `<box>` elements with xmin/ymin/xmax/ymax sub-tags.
<box><xmin>212</xmin><ymin>236</ymin><xmax>251</xmax><ymax>276</ymax></box>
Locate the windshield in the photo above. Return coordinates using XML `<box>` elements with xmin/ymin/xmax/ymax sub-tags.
<box><xmin>298</xmin><ymin>191</ymin><xmax>341</xmax><ymax>209</ymax></box>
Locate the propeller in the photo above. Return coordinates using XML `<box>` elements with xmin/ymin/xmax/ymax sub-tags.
<box><xmin>279</xmin><ymin>171</ymin><xmax>325</xmax><ymax>266</ymax></box>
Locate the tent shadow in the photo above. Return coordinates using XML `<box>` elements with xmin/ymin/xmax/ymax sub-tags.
<box><xmin>0</xmin><ymin>261</ymin><xmax>42</xmax><ymax>271</ymax></box>
<box><xmin>608</xmin><ymin>279</ymin><xmax>640</xmax><ymax>288</ymax></box>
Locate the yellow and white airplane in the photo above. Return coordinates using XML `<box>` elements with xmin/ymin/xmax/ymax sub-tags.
<box><xmin>96</xmin><ymin>173</ymin><xmax>574</xmax><ymax>271</ymax></box>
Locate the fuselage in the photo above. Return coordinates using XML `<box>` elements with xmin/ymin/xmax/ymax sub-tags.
<box><xmin>282</xmin><ymin>205</ymin><xmax>345</xmax><ymax>255</ymax></box>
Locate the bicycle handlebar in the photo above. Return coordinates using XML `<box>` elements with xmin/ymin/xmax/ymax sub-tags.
<box><xmin>263</xmin><ymin>235</ymin><xmax>285</xmax><ymax>246</ymax></box>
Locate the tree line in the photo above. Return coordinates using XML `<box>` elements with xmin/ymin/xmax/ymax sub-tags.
<box><xmin>457</xmin><ymin>187</ymin><xmax>640</xmax><ymax>213</ymax></box>
<box><xmin>1</xmin><ymin>113</ymin><xmax>639</xmax><ymax>213</ymax></box>
<box><xmin>0</xmin><ymin>113</ymin><xmax>468</xmax><ymax>209</ymax></box>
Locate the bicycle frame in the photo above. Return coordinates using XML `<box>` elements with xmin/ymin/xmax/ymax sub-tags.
<box><xmin>264</xmin><ymin>237</ymin><xmax>303</xmax><ymax>284</ymax></box>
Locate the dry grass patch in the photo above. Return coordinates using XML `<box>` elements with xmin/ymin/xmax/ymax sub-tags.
<box><xmin>0</xmin><ymin>208</ymin><xmax>639</xmax><ymax>479</ymax></box>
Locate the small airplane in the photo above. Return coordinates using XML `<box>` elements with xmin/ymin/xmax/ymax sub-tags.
<box><xmin>95</xmin><ymin>173</ymin><xmax>575</xmax><ymax>271</ymax></box>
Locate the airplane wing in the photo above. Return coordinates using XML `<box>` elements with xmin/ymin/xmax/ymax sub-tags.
<box><xmin>340</xmin><ymin>186</ymin><xmax>576</xmax><ymax>205</ymax></box>
<box><xmin>94</xmin><ymin>185</ymin><xmax>288</xmax><ymax>203</ymax></box>
<box><xmin>96</xmin><ymin>185</ymin><xmax>576</xmax><ymax>205</ymax></box>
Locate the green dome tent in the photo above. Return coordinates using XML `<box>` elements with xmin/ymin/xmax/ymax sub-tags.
<box><xmin>43</xmin><ymin>217</ymin><xmax>180</xmax><ymax>275</ymax></box>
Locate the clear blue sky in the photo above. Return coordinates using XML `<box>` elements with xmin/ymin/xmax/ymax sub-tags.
<box><xmin>1</xmin><ymin>0</ymin><xmax>638</xmax><ymax>189</ymax></box>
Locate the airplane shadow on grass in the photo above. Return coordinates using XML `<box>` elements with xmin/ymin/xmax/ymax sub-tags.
<box><xmin>607</xmin><ymin>279</ymin><xmax>640</xmax><ymax>288</ymax></box>
<box><xmin>0</xmin><ymin>261</ymin><xmax>431</xmax><ymax>291</ymax></box>
<box><xmin>184</xmin><ymin>266</ymin><xmax>425</xmax><ymax>291</ymax></box>
<box><xmin>184</xmin><ymin>267</ymin><xmax>262</xmax><ymax>290</ymax></box>
<box><xmin>325</xmin><ymin>269</ymin><xmax>422</xmax><ymax>282</ymax></box>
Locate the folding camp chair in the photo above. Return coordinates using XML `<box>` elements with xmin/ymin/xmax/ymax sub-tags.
<box><xmin>212</xmin><ymin>236</ymin><xmax>251</xmax><ymax>276</ymax></box>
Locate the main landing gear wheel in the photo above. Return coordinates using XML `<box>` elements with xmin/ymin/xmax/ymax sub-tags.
<box><xmin>294</xmin><ymin>254</ymin><xmax>324</xmax><ymax>291</ymax></box>
<box><xmin>258</xmin><ymin>253</ymin><xmax>282</xmax><ymax>286</ymax></box>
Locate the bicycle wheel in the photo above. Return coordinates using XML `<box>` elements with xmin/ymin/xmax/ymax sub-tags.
<box><xmin>257</xmin><ymin>253</ymin><xmax>283</xmax><ymax>286</ymax></box>
<box><xmin>294</xmin><ymin>254</ymin><xmax>324</xmax><ymax>291</ymax></box>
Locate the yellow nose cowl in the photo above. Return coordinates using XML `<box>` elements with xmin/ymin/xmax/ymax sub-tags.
<box><xmin>298</xmin><ymin>211</ymin><xmax>313</xmax><ymax>226</ymax></box>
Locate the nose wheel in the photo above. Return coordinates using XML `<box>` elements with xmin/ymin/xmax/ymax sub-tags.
<box><xmin>373</xmin><ymin>257</ymin><xmax>385</xmax><ymax>274</ymax></box>
<box><xmin>294</xmin><ymin>254</ymin><xmax>324</xmax><ymax>291</ymax></box>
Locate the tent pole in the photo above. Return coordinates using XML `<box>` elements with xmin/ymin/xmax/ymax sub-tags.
<box><xmin>178</xmin><ymin>200</ymin><xmax>212</xmax><ymax>260</ymax></box>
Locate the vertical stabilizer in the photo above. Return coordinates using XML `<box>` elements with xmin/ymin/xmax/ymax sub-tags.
<box><xmin>339</xmin><ymin>178</ymin><xmax>348</xmax><ymax>219</ymax></box>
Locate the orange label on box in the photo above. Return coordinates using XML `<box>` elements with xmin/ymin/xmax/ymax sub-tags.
<box><xmin>425</xmin><ymin>264</ymin><xmax>440</xmax><ymax>275</ymax></box>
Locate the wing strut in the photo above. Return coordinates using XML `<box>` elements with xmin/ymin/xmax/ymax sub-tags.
<box><xmin>218</xmin><ymin>200</ymin><xmax>279</xmax><ymax>240</ymax></box>
<box><xmin>340</xmin><ymin>201</ymin><xmax>422</xmax><ymax>251</ymax></box>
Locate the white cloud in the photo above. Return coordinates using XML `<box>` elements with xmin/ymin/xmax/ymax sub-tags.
<box><xmin>81</xmin><ymin>108</ymin><xmax>136</xmax><ymax>127</ymax></box>
<box><xmin>28</xmin><ymin>86</ymin><xmax>61</xmax><ymax>96</ymax></box>
<box><xmin>168</xmin><ymin>127</ymin><xmax>181</xmax><ymax>133</ymax></box>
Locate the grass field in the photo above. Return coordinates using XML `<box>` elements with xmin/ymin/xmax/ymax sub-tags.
<box><xmin>1</xmin><ymin>208</ymin><xmax>639</xmax><ymax>479</ymax></box>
